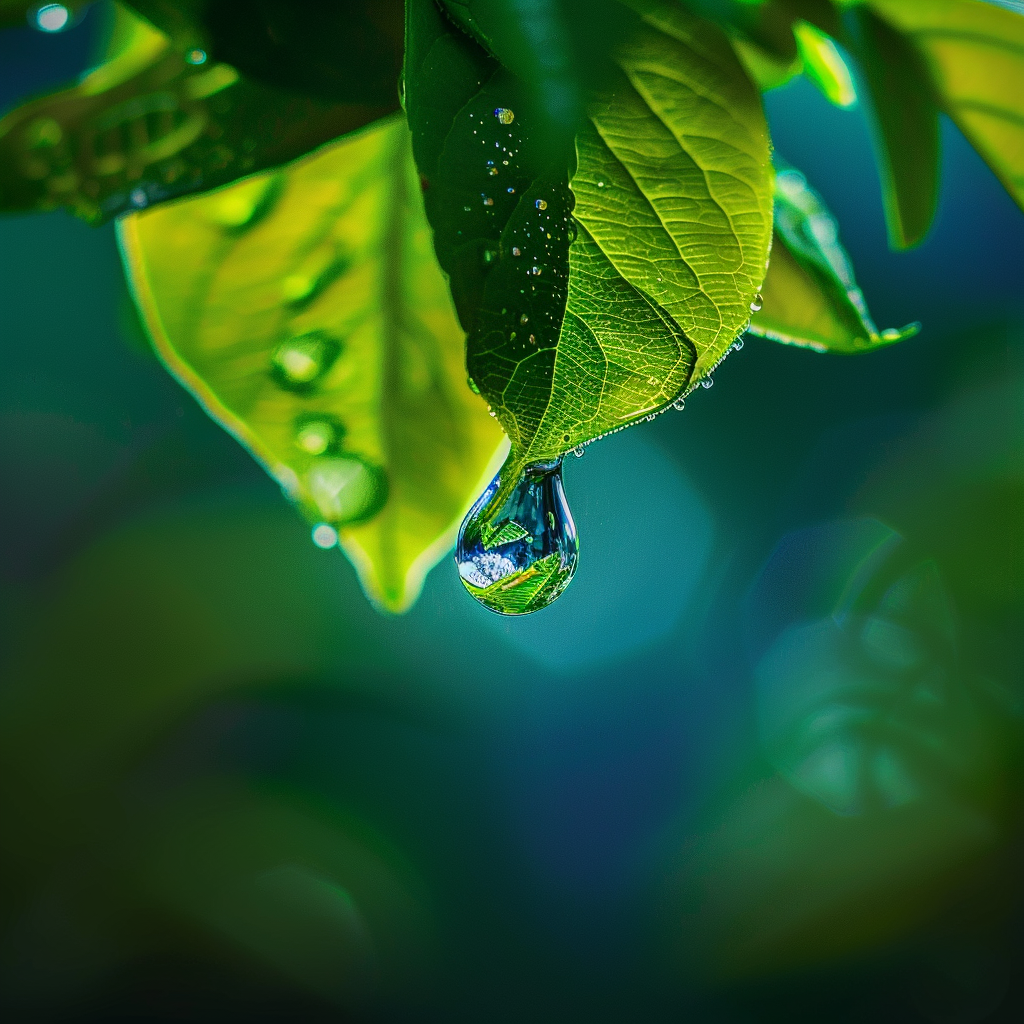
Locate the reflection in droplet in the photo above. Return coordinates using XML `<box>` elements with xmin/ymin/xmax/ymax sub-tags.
<box><xmin>311</xmin><ymin>523</ymin><xmax>339</xmax><ymax>549</ymax></box>
<box><xmin>270</xmin><ymin>333</ymin><xmax>341</xmax><ymax>391</ymax></box>
<box><xmin>535</xmin><ymin>199</ymin><xmax>548</xmax><ymax>210</ymax></box>
<box><xmin>750</xmin><ymin>291</ymin><xmax>764</xmax><ymax>313</ymax></box>
<box><xmin>494</xmin><ymin>107</ymin><xmax>515</xmax><ymax>124</ymax></box>
<box><xmin>455</xmin><ymin>458</ymin><xmax>578</xmax><ymax>615</ymax></box>
<box><xmin>305</xmin><ymin>456</ymin><xmax>387</xmax><ymax>525</ymax></box>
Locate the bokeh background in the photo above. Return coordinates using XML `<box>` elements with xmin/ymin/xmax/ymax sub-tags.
<box><xmin>2</xmin><ymin>7</ymin><xmax>1022</xmax><ymax>1022</ymax></box>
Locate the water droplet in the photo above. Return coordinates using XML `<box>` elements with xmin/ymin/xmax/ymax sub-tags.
<box><xmin>130</xmin><ymin>187</ymin><xmax>148</xmax><ymax>208</ymax></box>
<box><xmin>750</xmin><ymin>292</ymin><xmax>764</xmax><ymax>313</ymax></box>
<box><xmin>519</xmin><ymin>314</ymin><xmax>529</xmax><ymax>324</ymax></box>
<box><xmin>512</xmin><ymin>247</ymin><xmax>521</xmax><ymax>256</ymax></box>
<box><xmin>700</xmin><ymin>377</ymin><xmax>714</xmax><ymax>389</ymax></box>
<box><xmin>33</xmin><ymin>4</ymin><xmax>69</xmax><ymax>32</ymax></box>
<box><xmin>529</xmin><ymin>334</ymin><xmax>536</xmax><ymax>344</ymax></box>
<box><xmin>535</xmin><ymin>199</ymin><xmax>548</xmax><ymax>210</ymax></box>
<box><xmin>311</xmin><ymin>523</ymin><xmax>338</xmax><ymax>549</ymax></box>
<box><xmin>733</xmin><ymin>337</ymin><xmax>745</xmax><ymax>351</ymax></box>
<box><xmin>494</xmin><ymin>107</ymin><xmax>515</xmax><ymax>125</ymax></box>
<box><xmin>507</xmin><ymin>187</ymin><xmax>515</xmax><ymax>193</ymax></box>
<box><xmin>489</xmin><ymin>166</ymin><xmax>499</xmax><ymax>176</ymax></box>
<box><xmin>672</xmin><ymin>398</ymin><xmax>686</xmax><ymax>411</ymax></box>
<box><xmin>531</xmin><ymin>266</ymin><xmax>542</xmax><ymax>276</ymax></box>
<box><xmin>270</xmin><ymin>332</ymin><xmax>341</xmax><ymax>391</ymax></box>
<box><xmin>185</xmin><ymin>48</ymin><xmax>207</xmax><ymax>65</ymax></box>
<box><xmin>467</xmin><ymin>377</ymin><xmax>481</xmax><ymax>395</ymax></box>
<box><xmin>597</xmin><ymin>181</ymin><xmax>605</xmax><ymax>188</ymax></box>
<box><xmin>455</xmin><ymin>458</ymin><xmax>578</xmax><ymax>615</ymax></box>
<box><xmin>305</xmin><ymin>456</ymin><xmax>387</xmax><ymax>524</ymax></box>
<box><xmin>482</xmin><ymin>196</ymin><xmax>494</xmax><ymax>206</ymax></box>
<box><xmin>295</xmin><ymin>414</ymin><xmax>344</xmax><ymax>456</ymax></box>
<box><xmin>572</xmin><ymin>445</ymin><xmax>585</xmax><ymax>458</ymax></box>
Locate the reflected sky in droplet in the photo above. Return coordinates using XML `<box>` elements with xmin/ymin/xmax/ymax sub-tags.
<box><xmin>477</xmin><ymin>430</ymin><xmax>714</xmax><ymax>669</ymax></box>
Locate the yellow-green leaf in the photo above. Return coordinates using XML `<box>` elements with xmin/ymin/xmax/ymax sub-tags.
<box><xmin>750</xmin><ymin>164</ymin><xmax>920</xmax><ymax>353</ymax></box>
<box><xmin>868</xmin><ymin>0</ymin><xmax>1024</xmax><ymax>213</ymax></box>
<box><xmin>118</xmin><ymin>114</ymin><xmax>505</xmax><ymax>613</ymax></box>
<box><xmin>794</xmin><ymin>19</ymin><xmax>857</xmax><ymax>107</ymax></box>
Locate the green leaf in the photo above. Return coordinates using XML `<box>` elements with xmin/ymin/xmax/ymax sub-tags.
<box><xmin>843</xmin><ymin>4</ymin><xmax>942</xmax><ymax>249</ymax></box>
<box><xmin>793</xmin><ymin>19</ymin><xmax>856</xmax><ymax>107</ymax></box>
<box><xmin>0</xmin><ymin>4</ymin><xmax>396</xmax><ymax>222</ymax></box>
<box><xmin>118</xmin><ymin>114</ymin><xmax>505</xmax><ymax>613</ymax></box>
<box><xmin>749</xmin><ymin>163</ymin><xmax>920</xmax><ymax>353</ymax></box>
<box><xmin>128</xmin><ymin>0</ymin><xmax>406</xmax><ymax>105</ymax></box>
<box><xmin>867</xmin><ymin>0</ymin><xmax>1024</xmax><ymax>215</ymax></box>
<box><xmin>406</xmin><ymin>0</ymin><xmax>772</xmax><ymax>501</ymax></box>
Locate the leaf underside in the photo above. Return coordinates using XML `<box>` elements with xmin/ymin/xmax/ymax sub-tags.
<box><xmin>750</xmin><ymin>164</ymin><xmax>920</xmax><ymax>354</ymax></box>
<box><xmin>119</xmin><ymin>115</ymin><xmax>505</xmax><ymax>612</ymax></box>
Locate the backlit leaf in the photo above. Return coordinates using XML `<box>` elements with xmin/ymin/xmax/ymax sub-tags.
<box><xmin>0</xmin><ymin>3</ymin><xmax>395</xmax><ymax>222</ymax></box>
<box><xmin>750</xmin><ymin>163</ymin><xmax>920</xmax><ymax>353</ymax></box>
<box><xmin>406</xmin><ymin>0</ymin><xmax>772</xmax><ymax>503</ymax></box>
<box><xmin>118</xmin><ymin>114</ymin><xmax>505</xmax><ymax>612</ymax></box>
<box><xmin>868</xmin><ymin>0</ymin><xmax>1024</xmax><ymax>214</ymax></box>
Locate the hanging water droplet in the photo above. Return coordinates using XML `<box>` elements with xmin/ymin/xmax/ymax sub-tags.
<box><xmin>270</xmin><ymin>333</ymin><xmax>341</xmax><ymax>391</ymax></box>
<box><xmin>305</xmin><ymin>456</ymin><xmax>387</xmax><ymax>525</ymax></box>
<box><xmin>467</xmin><ymin>376</ymin><xmax>481</xmax><ymax>394</ymax></box>
<box><xmin>572</xmin><ymin>445</ymin><xmax>585</xmax><ymax>458</ymax></box>
<box><xmin>535</xmin><ymin>199</ymin><xmax>548</xmax><ymax>210</ymax></box>
<box><xmin>750</xmin><ymin>291</ymin><xmax>764</xmax><ymax>313</ymax></box>
<box><xmin>701</xmin><ymin>377</ymin><xmax>714</xmax><ymax>389</ymax></box>
<box><xmin>733</xmin><ymin>336</ymin><xmax>745</xmax><ymax>351</ymax></box>
<box><xmin>455</xmin><ymin>457</ymin><xmax>578</xmax><ymax>615</ymax></box>
<box><xmin>672</xmin><ymin>398</ymin><xmax>686</xmax><ymax>411</ymax></box>
<box><xmin>494</xmin><ymin>107</ymin><xmax>515</xmax><ymax>124</ymax></box>
<box><xmin>295</xmin><ymin>414</ymin><xmax>345</xmax><ymax>455</ymax></box>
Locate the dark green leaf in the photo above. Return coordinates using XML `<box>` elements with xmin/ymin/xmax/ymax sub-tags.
<box><xmin>750</xmin><ymin>163</ymin><xmax>920</xmax><ymax>353</ymax></box>
<box><xmin>868</xmin><ymin>0</ymin><xmax>1024</xmax><ymax>215</ymax></box>
<box><xmin>843</xmin><ymin>4</ymin><xmax>941</xmax><ymax>249</ymax></box>
<box><xmin>128</xmin><ymin>0</ymin><xmax>406</xmax><ymax>105</ymax></box>
<box><xmin>0</xmin><ymin>5</ymin><xmax>396</xmax><ymax>222</ymax></box>
<box><xmin>118</xmin><ymin>114</ymin><xmax>504</xmax><ymax>612</ymax></box>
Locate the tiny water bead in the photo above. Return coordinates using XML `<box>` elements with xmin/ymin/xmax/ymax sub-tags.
<box><xmin>456</xmin><ymin>459</ymin><xmax>578</xmax><ymax>615</ymax></box>
<box><xmin>535</xmin><ymin>199</ymin><xmax>548</xmax><ymax>210</ymax></box>
<box><xmin>311</xmin><ymin>523</ymin><xmax>339</xmax><ymax>549</ymax></box>
<box><xmin>750</xmin><ymin>291</ymin><xmax>764</xmax><ymax>313</ymax></box>
<box><xmin>32</xmin><ymin>4</ymin><xmax>69</xmax><ymax>32</ymax></box>
<box><xmin>185</xmin><ymin>48</ymin><xmax>208</xmax><ymax>65</ymax></box>
<box><xmin>295</xmin><ymin>414</ymin><xmax>345</xmax><ymax>456</ymax></box>
<box><xmin>701</xmin><ymin>376</ymin><xmax>714</xmax><ymax>388</ymax></box>
<box><xmin>494</xmin><ymin>107</ymin><xmax>515</xmax><ymax>124</ymax></box>
<box><xmin>270</xmin><ymin>332</ymin><xmax>341</xmax><ymax>391</ymax></box>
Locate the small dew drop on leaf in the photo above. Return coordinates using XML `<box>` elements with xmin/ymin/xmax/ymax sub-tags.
<box><xmin>750</xmin><ymin>292</ymin><xmax>764</xmax><ymax>313</ymax></box>
<box><xmin>311</xmin><ymin>523</ymin><xmax>339</xmax><ymax>549</ymax></box>
<box><xmin>295</xmin><ymin>415</ymin><xmax>344</xmax><ymax>456</ymax></box>
<box><xmin>305</xmin><ymin>456</ymin><xmax>386</xmax><ymax>525</ymax></box>
<box><xmin>494</xmin><ymin>108</ymin><xmax>515</xmax><ymax>124</ymax></box>
<box><xmin>535</xmin><ymin>199</ymin><xmax>548</xmax><ymax>210</ymax></box>
<box><xmin>185</xmin><ymin>48</ymin><xmax>208</xmax><ymax>66</ymax></box>
<box><xmin>270</xmin><ymin>333</ymin><xmax>340</xmax><ymax>391</ymax></box>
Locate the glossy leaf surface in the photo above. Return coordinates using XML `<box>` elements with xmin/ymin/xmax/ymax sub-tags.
<box><xmin>750</xmin><ymin>164</ymin><xmax>919</xmax><ymax>353</ymax></box>
<box><xmin>868</xmin><ymin>0</ymin><xmax>1024</xmax><ymax>214</ymax></box>
<box><xmin>119</xmin><ymin>115</ymin><xmax>505</xmax><ymax>612</ymax></box>
<box><xmin>0</xmin><ymin>4</ymin><xmax>394</xmax><ymax>222</ymax></box>
<box><xmin>406</xmin><ymin>0</ymin><xmax>771</xmax><ymax>500</ymax></box>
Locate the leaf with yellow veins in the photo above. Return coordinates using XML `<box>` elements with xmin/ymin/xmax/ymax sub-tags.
<box><xmin>118</xmin><ymin>114</ymin><xmax>505</xmax><ymax>612</ymax></box>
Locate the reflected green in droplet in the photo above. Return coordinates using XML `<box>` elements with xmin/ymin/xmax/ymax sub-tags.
<box><xmin>270</xmin><ymin>332</ymin><xmax>341</xmax><ymax>391</ymax></box>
